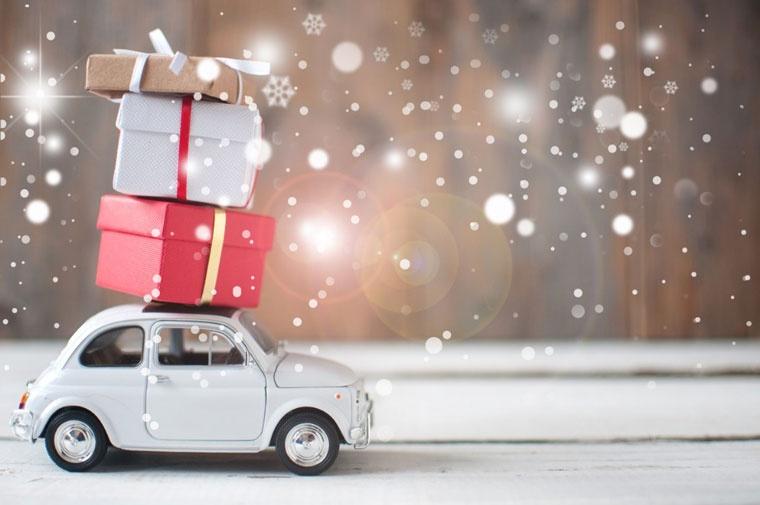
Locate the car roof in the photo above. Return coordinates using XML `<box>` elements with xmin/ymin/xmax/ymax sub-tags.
<box><xmin>141</xmin><ymin>302</ymin><xmax>239</xmax><ymax>318</ymax></box>
<box><xmin>80</xmin><ymin>304</ymin><xmax>243</xmax><ymax>329</ymax></box>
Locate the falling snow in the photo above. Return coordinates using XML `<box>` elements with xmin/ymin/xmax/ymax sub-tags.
<box><xmin>0</xmin><ymin>5</ymin><xmax>756</xmax><ymax>344</ymax></box>
<box><xmin>571</xmin><ymin>96</ymin><xmax>586</xmax><ymax>112</ymax></box>
<box><xmin>664</xmin><ymin>80</ymin><xmax>679</xmax><ymax>94</ymax></box>
<box><xmin>373</xmin><ymin>46</ymin><xmax>390</xmax><ymax>62</ymax></box>
<box><xmin>482</xmin><ymin>29</ymin><xmax>498</xmax><ymax>45</ymax></box>
<box><xmin>261</xmin><ymin>75</ymin><xmax>296</xmax><ymax>107</ymax></box>
<box><xmin>408</xmin><ymin>21</ymin><xmax>425</xmax><ymax>37</ymax></box>
<box><xmin>302</xmin><ymin>13</ymin><xmax>326</xmax><ymax>35</ymax></box>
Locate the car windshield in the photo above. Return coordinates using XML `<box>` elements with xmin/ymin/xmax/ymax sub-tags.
<box><xmin>237</xmin><ymin>310</ymin><xmax>277</xmax><ymax>354</ymax></box>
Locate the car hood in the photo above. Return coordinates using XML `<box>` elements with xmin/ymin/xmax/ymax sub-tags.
<box><xmin>274</xmin><ymin>353</ymin><xmax>358</xmax><ymax>388</ymax></box>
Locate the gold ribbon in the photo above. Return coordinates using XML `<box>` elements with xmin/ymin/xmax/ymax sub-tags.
<box><xmin>200</xmin><ymin>208</ymin><xmax>226</xmax><ymax>304</ymax></box>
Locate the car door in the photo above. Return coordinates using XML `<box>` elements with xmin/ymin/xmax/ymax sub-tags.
<box><xmin>145</xmin><ymin>321</ymin><xmax>266</xmax><ymax>441</ymax></box>
<box><xmin>74</xmin><ymin>324</ymin><xmax>148</xmax><ymax>447</ymax></box>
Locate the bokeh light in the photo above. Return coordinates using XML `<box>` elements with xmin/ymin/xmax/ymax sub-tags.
<box><xmin>331</xmin><ymin>41</ymin><xmax>363</xmax><ymax>73</ymax></box>
<box><xmin>500</xmin><ymin>86</ymin><xmax>533</xmax><ymax>122</ymax></box>
<box><xmin>701</xmin><ymin>77</ymin><xmax>718</xmax><ymax>94</ymax></box>
<box><xmin>308</xmin><ymin>148</ymin><xmax>330</xmax><ymax>170</ymax></box>
<box><xmin>592</xmin><ymin>95</ymin><xmax>626</xmax><ymax>129</ymax></box>
<box><xmin>612</xmin><ymin>214</ymin><xmax>634</xmax><ymax>236</ymax></box>
<box><xmin>45</xmin><ymin>169</ymin><xmax>62</xmax><ymax>186</ymax></box>
<box><xmin>620</xmin><ymin>111</ymin><xmax>647</xmax><ymax>139</ymax></box>
<box><xmin>516</xmin><ymin>218</ymin><xmax>535</xmax><ymax>237</ymax></box>
<box><xmin>577</xmin><ymin>166</ymin><xmax>600</xmax><ymax>190</ymax></box>
<box><xmin>24</xmin><ymin>110</ymin><xmax>40</xmax><ymax>125</ymax></box>
<box><xmin>484</xmin><ymin>193</ymin><xmax>515</xmax><ymax>225</ymax></box>
<box><xmin>598</xmin><ymin>43</ymin><xmax>615</xmax><ymax>60</ymax></box>
<box><xmin>45</xmin><ymin>134</ymin><xmax>62</xmax><ymax>153</ymax></box>
<box><xmin>245</xmin><ymin>138</ymin><xmax>272</xmax><ymax>166</ymax></box>
<box><xmin>196</xmin><ymin>58</ymin><xmax>221</xmax><ymax>82</ymax></box>
<box><xmin>641</xmin><ymin>32</ymin><xmax>664</xmax><ymax>55</ymax></box>
<box><xmin>384</xmin><ymin>149</ymin><xmax>404</xmax><ymax>170</ymax></box>
<box><xmin>25</xmin><ymin>199</ymin><xmax>50</xmax><ymax>224</ymax></box>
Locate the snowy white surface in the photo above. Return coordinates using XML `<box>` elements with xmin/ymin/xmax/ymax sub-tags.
<box><xmin>1</xmin><ymin>340</ymin><xmax>759</xmax><ymax>504</ymax></box>
<box><xmin>0</xmin><ymin>439</ymin><xmax>758</xmax><ymax>505</ymax></box>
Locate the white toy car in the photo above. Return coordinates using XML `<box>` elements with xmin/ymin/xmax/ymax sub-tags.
<box><xmin>9</xmin><ymin>304</ymin><xmax>371</xmax><ymax>476</ymax></box>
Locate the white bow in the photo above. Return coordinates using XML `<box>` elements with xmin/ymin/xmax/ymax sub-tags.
<box><xmin>113</xmin><ymin>29</ymin><xmax>270</xmax><ymax>103</ymax></box>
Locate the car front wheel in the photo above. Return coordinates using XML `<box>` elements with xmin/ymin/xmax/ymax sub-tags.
<box><xmin>44</xmin><ymin>410</ymin><xmax>108</xmax><ymax>472</ymax></box>
<box><xmin>275</xmin><ymin>412</ymin><xmax>339</xmax><ymax>476</ymax></box>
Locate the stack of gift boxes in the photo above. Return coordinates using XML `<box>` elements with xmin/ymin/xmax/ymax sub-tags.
<box><xmin>85</xmin><ymin>34</ymin><xmax>275</xmax><ymax>308</ymax></box>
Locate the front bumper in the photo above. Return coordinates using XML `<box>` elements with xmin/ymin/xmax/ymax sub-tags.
<box><xmin>9</xmin><ymin>409</ymin><xmax>34</xmax><ymax>441</ymax></box>
<box><xmin>350</xmin><ymin>395</ymin><xmax>372</xmax><ymax>449</ymax></box>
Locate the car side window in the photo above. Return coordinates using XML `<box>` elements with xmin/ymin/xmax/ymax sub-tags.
<box><xmin>156</xmin><ymin>326</ymin><xmax>209</xmax><ymax>365</ymax></box>
<box><xmin>211</xmin><ymin>332</ymin><xmax>244</xmax><ymax>365</ymax></box>
<box><xmin>80</xmin><ymin>326</ymin><xmax>144</xmax><ymax>367</ymax></box>
<box><xmin>156</xmin><ymin>325</ymin><xmax>243</xmax><ymax>366</ymax></box>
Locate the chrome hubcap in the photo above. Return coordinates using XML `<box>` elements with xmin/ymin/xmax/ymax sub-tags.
<box><xmin>285</xmin><ymin>423</ymin><xmax>329</xmax><ymax>467</ymax></box>
<box><xmin>54</xmin><ymin>420</ymin><xmax>96</xmax><ymax>464</ymax></box>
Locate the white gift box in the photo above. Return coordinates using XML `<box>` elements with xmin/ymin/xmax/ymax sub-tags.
<box><xmin>114</xmin><ymin>93</ymin><xmax>262</xmax><ymax>208</ymax></box>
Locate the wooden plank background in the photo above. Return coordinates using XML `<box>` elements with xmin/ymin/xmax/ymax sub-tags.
<box><xmin>0</xmin><ymin>0</ymin><xmax>758</xmax><ymax>342</ymax></box>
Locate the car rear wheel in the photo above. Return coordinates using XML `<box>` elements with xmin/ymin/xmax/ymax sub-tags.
<box><xmin>275</xmin><ymin>412</ymin><xmax>339</xmax><ymax>476</ymax></box>
<box><xmin>45</xmin><ymin>411</ymin><xmax>108</xmax><ymax>472</ymax></box>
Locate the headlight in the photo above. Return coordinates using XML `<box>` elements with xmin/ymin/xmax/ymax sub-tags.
<box><xmin>18</xmin><ymin>391</ymin><xmax>30</xmax><ymax>410</ymax></box>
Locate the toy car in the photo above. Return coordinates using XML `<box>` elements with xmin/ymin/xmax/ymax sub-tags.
<box><xmin>9</xmin><ymin>304</ymin><xmax>371</xmax><ymax>476</ymax></box>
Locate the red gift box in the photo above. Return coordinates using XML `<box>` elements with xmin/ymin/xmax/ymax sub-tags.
<box><xmin>96</xmin><ymin>195</ymin><xmax>275</xmax><ymax>307</ymax></box>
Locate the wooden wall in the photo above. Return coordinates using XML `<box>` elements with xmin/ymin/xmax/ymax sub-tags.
<box><xmin>0</xmin><ymin>0</ymin><xmax>758</xmax><ymax>341</ymax></box>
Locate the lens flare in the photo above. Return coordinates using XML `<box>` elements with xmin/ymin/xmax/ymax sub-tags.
<box><xmin>300</xmin><ymin>219</ymin><xmax>339</xmax><ymax>254</ymax></box>
<box><xmin>355</xmin><ymin>194</ymin><xmax>512</xmax><ymax>341</ymax></box>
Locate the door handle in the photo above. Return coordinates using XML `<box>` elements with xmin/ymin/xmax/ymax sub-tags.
<box><xmin>153</xmin><ymin>374</ymin><xmax>171</xmax><ymax>383</ymax></box>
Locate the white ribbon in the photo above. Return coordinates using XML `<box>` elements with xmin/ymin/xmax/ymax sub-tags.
<box><xmin>125</xmin><ymin>52</ymin><xmax>148</xmax><ymax>93</ymax></box>
<box><xmin>113</xmin><ymin>29</ymin><xmax>270</xmax><ymax>103</ymax></box>
<box><xmin>148</xmin><ymin>28</ymin><xmax>174</xmax><ymax>55</ymax></box>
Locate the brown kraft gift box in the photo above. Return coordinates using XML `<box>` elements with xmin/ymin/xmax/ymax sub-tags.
<box><xmin>85</xmin><ymin>53</ymin><xmax>258</xmax><ymax>104</ymax></box>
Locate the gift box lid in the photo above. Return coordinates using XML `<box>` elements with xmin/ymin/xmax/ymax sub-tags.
<box><xmin>116</xmin><ymin>92</ymin><xmax>260</xmax><ymax>143</ymax></box>
<box><xmin>97</xmin><ymin>195</ymin><xmax>275</xmax><ymax>250</ymax></box>
<box><xmin>86</xmin><ymin>53</ymin><xmax>258</xmax><ymax>105</ymax></box>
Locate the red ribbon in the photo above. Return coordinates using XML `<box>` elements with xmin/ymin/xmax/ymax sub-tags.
<box><xmin>177</xmin><ymin>96</ymin><xmax>192</xmax><ymax>200</ymax></box>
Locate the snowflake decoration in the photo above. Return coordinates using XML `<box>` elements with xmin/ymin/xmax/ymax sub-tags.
<box><xmin>664</xmin><ymin>80</ymin><xmax>679</xmax><ymax>95</ymax></box>
<box><xmin>261</xmin><ymin>75</ymin><xmax>296</xmax><ymax>108</ymax></box>
<box><xmin>648</xmin><ymin>130</ymin><xmax>669</xmax><ymax>144</ymax></box>
<box><xmin>618</xmin><ymin>142</ymin><xmax>629</xmax><ymax>151</ymax></box>
<box><xmin>595</xmin><ymin>124</ymin><xmax>606</xmax><ymax>134</ymax></box>
<box><xmin>302</xmin><ymin>13</ymin><xmax>326</xmax><ymax>35</ymax></box>
<box><xmin>429</xmin><ymin>100</ymin><xmax>440</xmax><ymax>111</ymax></box>
<box><xmin>571</xmin><ymin>96</ymin><xmax>586</xmax><ymax>112</ymax></box>
<box><xmin>373</xmin><ymin>47</ymin><xmax>390</xmax><ymax>63</ymax></box>
<box><xmin>401</xmin><ymin>79</ymin><xmax>413</xmax><ymax>91</ymax></box>
<box><xmin>482</xmin><ymin>29</ymin><xmax>498</xmax><ymax>45</ymax></box>
<box><xmin>408</xmin><ymin>21</ymin><xmax>425</xmax><ymax>37</ymax></box>
<box><xmin>601</xmin><ymin>74</ymin><xmax>616</xmax><ymax>88</ymax></box>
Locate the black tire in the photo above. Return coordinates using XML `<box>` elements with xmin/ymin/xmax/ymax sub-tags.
<box><xmin>44</xmin><ymin>410</ymin><xmax>108</xmax><ymax>472</ymax></box>
<box><xmin>275</xmin><ymin>412</ymin><xmax>340</xmax><ymax>476</ymax></box>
